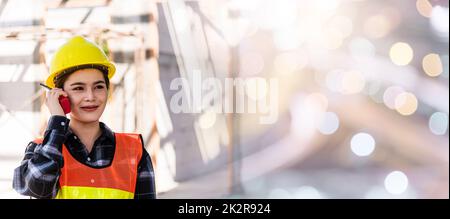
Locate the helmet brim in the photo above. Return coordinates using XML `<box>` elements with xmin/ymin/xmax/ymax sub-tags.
<box><xmin>45</xmin><ymin>62</ymin><xmax>116</xmax><ymax>88</ymax></box>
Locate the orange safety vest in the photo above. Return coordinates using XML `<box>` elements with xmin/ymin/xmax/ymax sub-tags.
<box><xmin>34</xmin><ymin>133</ymin><xmax>143</xmax><ymax>199</ymax></box>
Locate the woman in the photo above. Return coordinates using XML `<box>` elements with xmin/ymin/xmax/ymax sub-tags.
<box><xmin>13</xmin><ymin>36</ymin><xmax>156</xmax><ymax>199</ymax></box>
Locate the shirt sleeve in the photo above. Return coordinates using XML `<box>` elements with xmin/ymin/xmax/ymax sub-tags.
<box><xmin>134</xmin><ymin>135</ymin><xmax>156</xmax><ymax>199</ymax></box>
<box><xmin>12</xmin><ymin>115</ymin><xmax>69</xmax><ymax>198</ymax></box>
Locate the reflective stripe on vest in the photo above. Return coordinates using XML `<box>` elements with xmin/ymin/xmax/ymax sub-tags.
<box><xmin>34</xmin><ymin>133</ymin><xmax>143</xmax><ymax>199</ymax></box>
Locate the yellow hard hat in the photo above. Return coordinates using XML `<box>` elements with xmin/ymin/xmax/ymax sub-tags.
<box><xmin>45</xmin><ymin>36</ymin><xmax>116</xmax><ymax>88</ymax></box>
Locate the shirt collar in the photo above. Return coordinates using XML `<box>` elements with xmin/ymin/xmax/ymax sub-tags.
<box><xmin>66</xmin><ymin>121</ymin><xmax>114</xmax><ymax>141</ymax></box>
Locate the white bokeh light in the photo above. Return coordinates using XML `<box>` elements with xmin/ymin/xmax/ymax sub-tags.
<box><xmin>326</xmin><ymin>69</ymin><xmax>344</xmax><ymax>93</ymax></box>
<box><xmin>273</xmin><ymin>28</ymin><xmax>305</xmax><ymax>51</ymax></box>
<box><xmin>430</xmin><ymin>6</ymin><xmax>449</xmax><ymax>39</ymax></box>
<box><xmin>350</xmin><ymin>132</ymin><xmax>376</xmax><ymax>157</ymax></box>
<box><xmin>294</xmin><ymin>186</ymin><xmax>323</xmax><ymax>199</ymax></box>
<box><xmin>429</xmin><ymin>112</ymin><xmax>449</xmax><ymax>135</ymax></box>
<box><xmin>384</xmin><ymin>171</ymin><xmax>409</xmax><ymax>195</ymax></box>
<box><xmin>349</xmin><ymin>37</ymin><xmax>376</xmax><ymax>60</ymax></box>
<box><xmin>318</xmin><ymin>112</ymin><xmax>340</xmax><ymax>135</ymax></box>
<box><xmin>383</xmin><ymin>86</ymin><xmax>405</xmax><ymax>109</ymax></box>
<box><xmin>268</xmin><ymin>188</ymin><xmax>291</xmax><ymax>199</ymax></box>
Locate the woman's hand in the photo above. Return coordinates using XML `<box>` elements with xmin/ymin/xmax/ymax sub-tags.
<box><xmin>45</xmin><ymin>88</ymin><xmax>68</xmax><ymax>116</ymax></box>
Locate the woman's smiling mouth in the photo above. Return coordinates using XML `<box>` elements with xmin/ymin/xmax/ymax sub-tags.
<box><xmin>80</xmin><ymin>105</ymin><xmax>99</xmax><ymax>112</ymax></box>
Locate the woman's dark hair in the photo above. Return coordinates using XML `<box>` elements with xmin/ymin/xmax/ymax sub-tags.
<box><xmin>54</xmin><ymin>64</ymin><xmax>110</xmax><ymax>89</ymax></box>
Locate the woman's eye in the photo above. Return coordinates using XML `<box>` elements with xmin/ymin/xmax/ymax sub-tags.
<box><xmin>73</xmin><ymin>87</ymin><xmax>83</xmax><ymax>91</ymax></box>
<box><xmin>96</xmin><ymin>85</ymin><xmax>105</xmax><ymax>89</ymax></box>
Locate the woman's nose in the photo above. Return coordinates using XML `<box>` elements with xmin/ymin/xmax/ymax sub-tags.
<box><xmin>84</xmin><ymin>88</ymin><xmax>95</xmax><ymax>101</ymax></box>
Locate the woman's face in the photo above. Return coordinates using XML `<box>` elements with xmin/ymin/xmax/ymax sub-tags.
<box><xmin>63</xmin><ymin>68</ymin><xmax>108</xmax><ymax>124</ymax></box>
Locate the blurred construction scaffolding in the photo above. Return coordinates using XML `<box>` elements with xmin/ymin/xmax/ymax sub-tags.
<box><xmin>0</xmin><ymin>0</ymin><xmax>448</xmax><ymax>199</ymax></box>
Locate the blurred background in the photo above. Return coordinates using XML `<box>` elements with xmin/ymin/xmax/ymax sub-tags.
<box><xmin>0</xmin><ymin>0</ymin><xmax>448</xmax><ymax>199</ymax></box>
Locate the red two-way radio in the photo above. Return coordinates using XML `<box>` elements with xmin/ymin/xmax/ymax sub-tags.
<box><xmin>39</xmin><ymin>83</ymin><xmax>71</xmax><ymax>114</ymax></box>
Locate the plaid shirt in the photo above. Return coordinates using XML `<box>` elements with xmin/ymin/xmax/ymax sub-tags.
<box><xmin>13</xmin><ymin>115</ymin><xmax>156</xmax><ymax>199</ymax></box>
